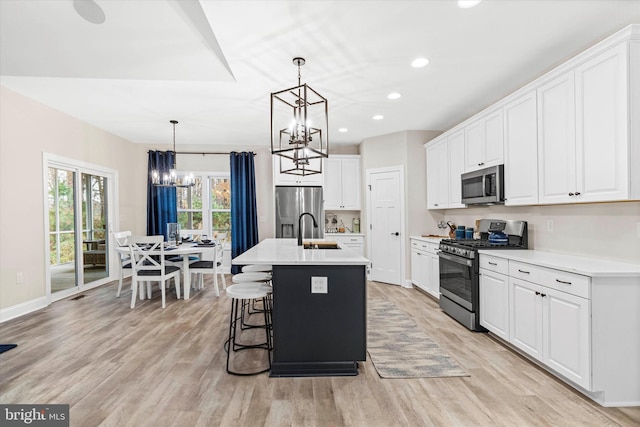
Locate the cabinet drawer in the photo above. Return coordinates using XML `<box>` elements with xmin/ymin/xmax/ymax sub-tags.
<box><xmin>411</xmin><ymin>240</ymin><xmax>429</xmax><ymax>251</ymax></box>
<box><xmin>340</xmin><ymin>236</ymin><xmax>364</xmax><ymax>244</ymax></box>
<box><xmin>480</xmin><ymin>255</ymin><xmax>508</xmax><ymax>275</ymax></box>
<box><xmin>509</xmin><ymin>261</ymin><xmax>589</xmax><ymax>298</ymax></box>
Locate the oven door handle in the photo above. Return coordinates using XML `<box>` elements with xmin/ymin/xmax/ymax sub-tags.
<box><xmin>438</xmin><ymin>251</ymin><xmax>473</xmax><ymax>267</ymax></box>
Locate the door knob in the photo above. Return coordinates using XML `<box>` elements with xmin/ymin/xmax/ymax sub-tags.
<box><xmin>391</xmin><ymin>232</ymin><xmax>399</xmax><ymax>236</ymax></box>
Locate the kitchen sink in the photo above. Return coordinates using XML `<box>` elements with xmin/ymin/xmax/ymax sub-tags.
<box><xmin>302</xmin><ymin>241</ymin><xmax>341</xmax><ymax>249</ymax></box>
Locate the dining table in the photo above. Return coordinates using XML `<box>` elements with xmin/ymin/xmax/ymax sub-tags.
<box><xmin>116</xmin><ymin>241</ymin><xmax>217</xmax><ymax>300</ymax></box>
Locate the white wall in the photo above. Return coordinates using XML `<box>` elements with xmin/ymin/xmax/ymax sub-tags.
<box><xmin>0</xmin><ymin>86</ymin><xmax>147</xmax><ymax>310</ymax></box>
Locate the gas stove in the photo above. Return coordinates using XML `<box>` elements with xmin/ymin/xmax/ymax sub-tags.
<box><xmin>437</xmin><ymin>219</ymin><xmax>528</xmax><ymax>332</ymax></box>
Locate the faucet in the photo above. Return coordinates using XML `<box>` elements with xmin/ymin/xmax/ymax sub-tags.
<box><xmin>298</xmin><ymin>212</ymin><xmax>318</xmax><ymax>246</ymax></box>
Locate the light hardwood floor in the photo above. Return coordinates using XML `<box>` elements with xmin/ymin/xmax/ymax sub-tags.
<box><xmin>1</xmin><ymin>277</ymin><xmax>639</xmax><ymax>427</ymax></box>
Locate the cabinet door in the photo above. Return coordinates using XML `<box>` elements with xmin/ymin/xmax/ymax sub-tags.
<box><xmin>323</xmin><ymin>158</ymin><xmax>342</xmax><ymax>208</ymax></box>
<box><xmin>464</xmin><ymin>119</ymin><xmax>484</xmax><ymax>171</ymax></box>
<box><xmin>480</xmin><ymin>269</ymin><xmax>510</xmax><ymax>340</ymax></box>
<box><xmin>509</xmin><ymin>278</ymin><xmax>543</xmax><ymax>360</ymax></box>
<box><xmin>410</xmin><ymin>249</ymin><xmax>426</xmax><ymax>290</ymax></box>
<box><xmin>340</xmin><ymin>158</ymin><xmax>361</xmax><ymax>210</ymax></box>
<box><xmin>447</xmin><ymin>130</ymin><xmax>466</xmax><ymax>208</ymax></box>
<box><xmin>504</xmin><ymin>91</ymin><xmax>539</xmax><ymax>205</ymax></box>
<box><xmin>575</xmin><ymin>42</ymin><xmax>629</xmax><ymax>203</ymax></box>
<box><xmin>483</xmin><ymin>110</ymin><xmax>504</xmax><ymax>167</ymax></box>
<box><xmin>537</xmin><ymin>71</ymin><xmax>576</xmax><ymax>204</ymax></box>
<box><xmin>542</xmin><ymin>287</ymin><xmax>591</xmax><ymax>389</ymax></box>
<box><xmin>426</xmin><ymin>140</ymin><xmax>449</xmax><ymax>209</ymax></box>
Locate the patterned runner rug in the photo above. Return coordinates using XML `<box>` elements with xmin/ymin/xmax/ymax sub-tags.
<box><xmin>367</xmin><ymin>299</ymin><xmax>469</xmax><ymax>379</ymax></box>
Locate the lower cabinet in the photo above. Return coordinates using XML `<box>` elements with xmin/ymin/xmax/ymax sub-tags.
<box><xmin>328</xmin><ymin>234</ymin><xmax>365</xmax><ymax>256</ymax></box>
<box><xmin>479</xmin><ymin>257</ymin><xmax>510</xmax><ymax>341</ymax></box>
<box><xmin>410</xmin><ymin>238</ymin><xmax>440</xmax><ymax>298</ymax></box>
<box><xmin>509</xmin><ymin>277</ymin><xmax>590</xmax><ymax>389</ymax></box>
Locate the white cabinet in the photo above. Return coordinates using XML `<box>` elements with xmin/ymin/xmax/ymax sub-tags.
<box><xmin>426</xmin><ymin>138</ymin><xmax>448</xmax><ymax>209</ymax></box>
<box><xmin>272</xmin><ymin>156</ymin><xmax>324</xmax><ymax>186</ymax></box>
<box><xmin>508</xmin><ymin>262</ymin><xmax>591</xmax><ymax>390</ymax></box>
<box><xmin>329</xmin><ymin>233</ymin><xmax>364</xmax><ymax>256</ymax></box>
<box><xmin>538</xmin><ymin>42</ymin><xmax>636</xmax><ymax>204</ymax></box>
<box><xmin>464</xmin><ymin>109</ymin><xmax>504</xmax><ymax>172</ymax></box>
<box><xmin>503</xmin><ymin>91</ymin><xmax>539</xmax><ymax>206</ymax></box>
<box><xmin>479</xmin><ymin>255</ymin><xmax>510</xmax><ymax>340</ymax></box>
<box><xmin>324</xmin><ymin>155</ymin><xmax>361</xmax><ymax>210</ymax></box>
<box><xmin>410</xmin><ymin>238</ymin><xmax>440</xmax><ymax>298</ymax></box>
<box><xmin>426</xmin><ymin>132</ymin><xmax>465</xmax><ymax>210</ymax></box>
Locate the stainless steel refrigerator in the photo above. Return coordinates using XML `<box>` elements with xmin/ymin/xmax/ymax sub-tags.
<box><xmin>275</xmin><ymin>186</ymin><xmax>324</xmax><ymax>240</ymax></box>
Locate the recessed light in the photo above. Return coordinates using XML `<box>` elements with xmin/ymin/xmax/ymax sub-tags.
<box><xmin>387</xmin><ymin>92</ymin><xmax>401</xmax><ymax>100</ymax></box>
<box><xmin>372</xmin><ymin>115</ymin><xmax>384</xmax><ymax>120</ymax></box>
<box><xmin>338</xmin><ymin>128</ymin><xmax>348</xmax><ymax>133</ymax></box>
<box><xmin>411</xmin><ymin>57</ymin><xmax>430</xmax><ymax>68</ymax></box>
<box><xmin>457</xmin><ymin>0</ymin><xmax>482</xmax><ymax>9</ymax></box>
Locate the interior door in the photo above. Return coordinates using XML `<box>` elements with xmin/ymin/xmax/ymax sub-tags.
<box><xmin>367</xmin><ymin>168</ymin><xmax>403</xmax><ymax>285</ymax></box>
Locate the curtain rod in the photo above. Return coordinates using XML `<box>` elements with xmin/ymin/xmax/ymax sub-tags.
<box><xmin>149</xmin><ymin>151</ymin><xmax>256</xmax><ymax>156</ymax></box>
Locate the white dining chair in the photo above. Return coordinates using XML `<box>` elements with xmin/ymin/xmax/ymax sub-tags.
<box><xmin>113</xmin><ymin>230</ymin><xmax>132</xmax><ymax>297</ymax></box>
<box><xmin>188</xmin><ymin>244</ymin><xmax>221</xmax><ymax>297</ymax></box>
<box><xmin>128</xmin><ymin>235</ymin><xmax>181</xmax><ymax>309</ymax></box>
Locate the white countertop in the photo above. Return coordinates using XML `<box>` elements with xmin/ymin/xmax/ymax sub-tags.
<box><xmin>410</xmin><ymin>235</ymin><xmax>447</xmax><ymax>244</ymax></box>
<box><xmin>232</xmin><ymin>238</ymin><xmax>370</xmax><ymax>266</ymax></box>
<box><xmin>478</xmin><ymin>249</ymin><xmax>640</xmax><ymax>278</ymax></box>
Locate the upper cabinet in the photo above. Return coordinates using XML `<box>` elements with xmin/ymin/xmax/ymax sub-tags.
<box><xmin>324</xmin><ymin>155</ymin><xmax>361</xmax><ymax>210</ymax></box>
<box><xmin>272</xmin><ymin>156</ymin><xmax>324</xmax><ymax>186</ymax></box>
<box><xmin>504</xmin><ymin>91</ymin><xmax>539</xmax><ymax>206</ymax></box>
<box><xmin>464</xmin><ymin>109</ymin><xmax>504</xmax><ymax>173</ymax></box>
<box><xmin>538</xmin><ymin>42</ymin><xmax>635</xmax><ymax>204</ymax></box>
<box><xmin>426</xmin><ymin>130</ymin><xmax>465</xmax><ymax>210</ymax></box>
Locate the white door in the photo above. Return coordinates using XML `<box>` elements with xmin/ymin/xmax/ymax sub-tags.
<box><xmin>367</xmin><ymin>167</ymin><xmax>404</xmax><ymax>285</ymax></box>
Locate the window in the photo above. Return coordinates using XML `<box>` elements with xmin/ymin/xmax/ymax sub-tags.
<box><xmin>177</xmin><ymin>173</ymin><xmax>231</xmax><ymax>239</ymax></box>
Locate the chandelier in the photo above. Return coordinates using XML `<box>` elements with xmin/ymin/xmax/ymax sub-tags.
<box><xmin>151</xmin><ymin>120</ymin><xmax>195</xmax><ymax>187</ymax></box>
<box><xmin>271</xmin><ymin>57</ymin><xmax>328</xmax><ymax>176</ymax></box>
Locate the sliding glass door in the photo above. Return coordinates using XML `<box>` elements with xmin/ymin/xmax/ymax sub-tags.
<box><xmin>46</xmin><ymin>155</ymin><xmax>116</xmax><ymax>301</ymax></box>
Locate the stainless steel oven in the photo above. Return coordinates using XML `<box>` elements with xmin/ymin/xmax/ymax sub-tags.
<box><xmin>438</xmin><ymin>219</ymin><xmax>528</xmax><ymax>332</ymax></box>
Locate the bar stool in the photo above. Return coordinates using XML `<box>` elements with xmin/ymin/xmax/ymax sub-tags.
<box><xmin>225</xmin><ymin>283</ymin><xmax>273</xmax><ymax>376</ymax></box>
<box><xmin>231</xmin><ymin>272</ymin><xmax>272</xmax><ymax>283</ymax></box>
<box><xmin>241</xmin><ymin>264</ymin><xmax>273</xmax><ymax>273</ymax></box>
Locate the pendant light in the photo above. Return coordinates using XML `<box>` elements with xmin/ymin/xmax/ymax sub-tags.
<box><xmin>270</xmin><ymin>57</ymin><xmax>328</xmax><ymax>176</ymax></box>
<box><xmin>151</xmin><ymin>120</ymin><xmax>195</xmax><ymax>187</ymax></box>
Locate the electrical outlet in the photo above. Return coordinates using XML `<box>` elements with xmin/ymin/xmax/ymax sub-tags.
<box><xmin>311</xmin><ymin>276</ymin><xmax>328</xmax><ymax>294</ymax></box>
<box><xmin>16</xmin><ymin>272</ymin><xmax>23</xmax><ymax>284</ymax></box>
<box><xmin>547</xmin><ymin>219</ymin><xmax>554</xmax><ymax>232</ymax></box>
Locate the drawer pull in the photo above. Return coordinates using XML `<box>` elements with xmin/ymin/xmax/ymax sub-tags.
<box><xmin>541</xmin><ymin>293</ymin><xmax>547</xmax><ymax>298</ymax></box>
<box><xmin>518</xmin><ymin>269</ymin><xmax>530</xmax><ymax>274</ymax></box>
<box><xmin>555</xmin><ymin>279</ymin><xmax>572</xmax><ymax>285</ymax></box>
<box><xmin>488</xmin><ymin>262</ymin><xmax>498</xmax><ymax>266</ymax></box>
<box><xmin>535</xmin><ymin>291</ymin><xmax>541</xmax><ymax>296</ymax></box>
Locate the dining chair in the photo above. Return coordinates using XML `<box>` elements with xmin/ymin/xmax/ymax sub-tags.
<box><xmin>214</xmin><ymin>233</ymin><xmax>227</xmax><ymax>289</ymax></box>
<box><xmin>113</xmin><ymin>230</ymin><xmax>132</xmax><ymax>297</ymax></box>
<box><xmin>188</xmin><ymin>243</ymin><xmax>221</xmax><ymax>297</ymax></box>
<box><xmin>128</xmin><ymin>235</ymin><xmax>182</xmax><ymax>309</ymax></box>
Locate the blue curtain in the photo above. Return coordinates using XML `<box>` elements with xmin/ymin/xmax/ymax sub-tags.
<box><xmin>230</xmin><ymin>151</ymin><xmax>259</xmax><ymax>274</ymax></box>
<box><xmin>147</xmin><ymin>151</ymin><xmax>177</xmax><ymax>238</ymax></box>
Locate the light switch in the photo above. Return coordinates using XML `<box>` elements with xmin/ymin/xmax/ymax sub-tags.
<box><xmin>311</xmin><ymin>276</ymin><xmax>328</xmax><ymax>293</ymax></box>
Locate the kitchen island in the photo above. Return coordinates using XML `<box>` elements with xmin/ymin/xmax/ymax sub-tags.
<box><xmin>232</xmin><ymin>238</ymin><xmax>370</xmax><ymax>377</ymax></box>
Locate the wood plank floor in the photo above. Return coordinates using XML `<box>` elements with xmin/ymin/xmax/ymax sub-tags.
<box><xmin>1</xmin><ymin>278</ymin><xmax>639</xmax><ymax>427</ymax></box>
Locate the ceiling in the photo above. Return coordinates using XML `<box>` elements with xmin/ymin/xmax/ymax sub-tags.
<box><xmin>1</xmin><ymin>0</ymin><xmax>639</xmax><ymax>148</ymax></box>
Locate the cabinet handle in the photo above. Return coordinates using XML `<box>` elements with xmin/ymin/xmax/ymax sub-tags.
<box><xmin>535</xmin><ymin>291</ymin><xmax>541</xmax><ymax>296</ymax></box>
<box><xmin>434</xmin><ymin>203</ymin><xmax>439</xmax><ymax>206</ymax></box>
<box><xmin>518</xmin><ymin>269</ymin><xmax>530</xmax><ymax>274</ymax></box>
<box><xmin>488</xmin><ymin>262</ymin><xmax>498</xmax><ymax>266</ymax></box>
<box><xmin>541</xmin><ymin>293</ymin><xmax>547</xmax><ymax>298</ymax></box>
<box><xmin>574</xmin><ymin>192</ymin><xmax>581</xmax><ymax>196</ymax></box>
<box><xmin>555</xmin><ymin>279</ymin><xmax>572</xmax><ymax>285</ymax></box>
<box><xmin>568</xmin><ymin>192</ymin><xmax>574</xmax><ymax>196</ymax></box>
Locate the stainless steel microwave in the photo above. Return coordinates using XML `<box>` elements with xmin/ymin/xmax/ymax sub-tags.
<box><xmin>461</xmin><ymin>164</ymin><xmax>504</xmax><ymax>205</ymax></box>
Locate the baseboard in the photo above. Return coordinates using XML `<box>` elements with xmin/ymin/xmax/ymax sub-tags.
<box><xmin>402</xmin><ymin>279</ymin><xmax>413</xmax><ymax>289</ymax></box>
<box><xmin>0</xmin><ymin>296</ymin><xmax>49</xmax><ymax>323</ymax></box>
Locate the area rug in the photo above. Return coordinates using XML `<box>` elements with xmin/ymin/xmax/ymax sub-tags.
<box><xmin>0</xmin><ymin>344</ymin><xmax>17</xmax><ymax>354</ymax></box>
<box><xmin>367</xmin><ymin>300</ymin><xmax>469</xmax><ymax>379</ymax></box>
